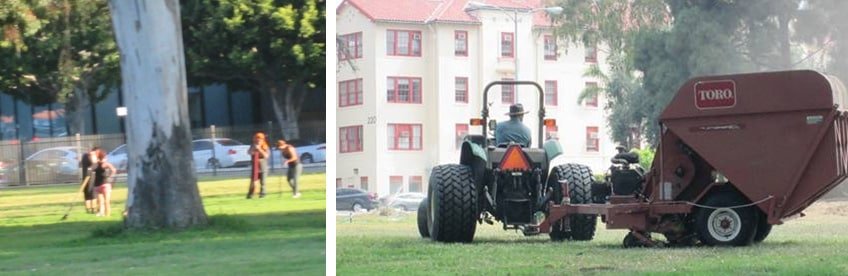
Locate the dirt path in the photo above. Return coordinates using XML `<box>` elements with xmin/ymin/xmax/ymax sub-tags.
<box><xmin>803</xmin><ymin>199</ymin><xmax>848</xmax><ymax>217</ymax></box>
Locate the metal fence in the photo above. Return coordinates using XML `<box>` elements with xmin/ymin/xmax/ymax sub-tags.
<box><xmin>0</xmin><ymin>123</ymin><xmax>325</xmax><ymax>187</ymax></box>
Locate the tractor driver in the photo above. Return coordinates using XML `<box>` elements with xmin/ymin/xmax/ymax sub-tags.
<box><xmin>495</xmin><ymin>103</ymin><xmax>532</xmax><ymax>147</ymax></box>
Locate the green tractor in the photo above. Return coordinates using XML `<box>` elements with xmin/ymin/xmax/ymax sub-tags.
<box><xmin>418</xmin><ymin>80</ymin><xmax>598</xmax><ymax>243</ymax></box>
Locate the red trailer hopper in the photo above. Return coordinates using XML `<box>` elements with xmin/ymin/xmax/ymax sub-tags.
<box><xmin>541</xmin><ymin>70</ymin><xmax>848</xmax><ymax>246</ymax></box>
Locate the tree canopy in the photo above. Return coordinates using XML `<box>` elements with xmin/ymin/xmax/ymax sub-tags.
<box><xmin>181</xmin><ymin>0</ymin><xmax>325</xmax><ymax>139</ymax></box>
<box><xmin>552</xmin><ymin>0</ymin><xmax>848</xmax><ymax>146</ymax></box>
<box><xmin>0</xmin><ymin>0</ymin><xmax>119</xmax><ymax>134</ymax></box>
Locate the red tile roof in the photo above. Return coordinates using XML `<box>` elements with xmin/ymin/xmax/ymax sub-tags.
<box><xmin>339</xmin><ymin>0</ymin><xmax>555</xmax><ymax>26</ymax></box>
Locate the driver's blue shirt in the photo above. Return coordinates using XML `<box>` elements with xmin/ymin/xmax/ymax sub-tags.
<box><xmin>495</xmin><ymin>118</ymin><xmax>531</xmax><ymax>147</ymax></box>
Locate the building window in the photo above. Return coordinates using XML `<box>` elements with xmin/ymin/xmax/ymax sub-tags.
<box><xmin>387</xmin><ymin>30</ymin><xmax>422</xmax><ymax>57</ymax></box>
<box><xmin>501</xmin><ymin>78</ymin><xmax>515</xmax><ymax>104</ymax></box>
<box><xmin>585</xmin><ymin>43</ymin><xmax>597</xmax><ymax>63</ymax></box>
<box><xmin>545</xmin><ymin>80</ymin><xmax>557</xmax><ymax>106</ymax></box>
<box><xmin>586</xmin><ymin>126</ymin><xmax>599</xmax><ymax>152</ymax></box>
<box><xmin>339</xmin><ymin>32</ymin><xmax>362</xmax><ymax>60</ymax></box>
<box><xmin>584</xmin><ymin>82</ymin><xmax>599</xmax><ymax>107</ymax></box>
<box><xmin>390</xmin><ymin>176</ymin><xmax>404</xmax><ymax>194</ymax></box>
<box><xmin>388</xmin><ymin>123</ymin><xmax>422</xmax><ymax>150</ymax></box>
<box><xmin>336</xmin><ymin>178</ymin><xmax>342</xmax><ymax>188</ymax></box>
<box><xmin>455</xmin><ymin>31</ymin><xmax>468</xmax><ymax>56</ymax></box>
<box><xmin>339</xmin><ymin>125</ymin><xmax>363</xmax><ymax>153</ymax></box>
<box><xmin>544</xmin><ymin>35</ymin><xmax>557</xmax><ymax>60</ymax></box>
<box><xmin>387</xmin><ymin>77</ymin><xmax>422</xmax><ymax>103</ymax></box>
<box><xmin>546</xmin><ymin>125</ymin><xmax>558</xmax><ymax>140</ymax></box>
<box><xmin>501</xmin><ymin>32</ymin><xmax>514</xmax><ymax>58</ymax></box>
<box><xmin>455</xmin><ymin>77</ymin><xmax>468</xmax><ymax>103</ymax></box>
<box><xmin>409</xmin><ymin>176</ymin><xmax>423</xmax><ymax>192</ymax></box>
<box><xmin>455</xmin><ymin>124</ymin><xmax>469</xmax><ymax>149</ymax></box>
<box><xmin>339</xmin><ymin>79</ymin><xmax>363</xmax><ymax>107</ymax></box>
<box><xmin>360</xmin><ymin>176</ymin><xmax>368</xmax><ymax>191</ymax></box>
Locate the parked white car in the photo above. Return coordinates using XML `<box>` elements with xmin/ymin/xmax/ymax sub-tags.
<box><xmin>106</xmin><ymin>138</ymin><xmax>252</xmax><ymax>172</ymax></box>
<box><xmin>270</xmin><ymin>142</ymin><xmax>326</xmax><ymax>167</ymax></box>
<box><xmin>191</xmin><ymin>138</ymin><xmax>251</xmax><ymax>169</ymax></box>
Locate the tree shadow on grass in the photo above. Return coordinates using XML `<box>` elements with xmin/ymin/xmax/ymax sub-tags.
<box><xmin>0</xmin><ymin>210</ymin><xmax>325</xmax><ymax>251</ymax></box>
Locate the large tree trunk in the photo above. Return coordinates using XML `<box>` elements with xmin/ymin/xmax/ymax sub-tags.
<box><xmin>65</xmin><ymin>88</ymin><xmax>89</xmax><ymax>135</ymax></box>
<box><xmin>109</xmin><ymin>0</ymin><xmax>207</xmax><ymax>229</ymax></box>
<box><xmin>267</xmin><ymin>80</ymin><xmax>306</xmax><ymax>140</ymax></box>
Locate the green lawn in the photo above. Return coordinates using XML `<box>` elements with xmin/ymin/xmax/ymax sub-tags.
<box><xmin>0</xmin><ymin>174</ymin><xmax>326</xmax><ymax>275</ymax></box>
<box><xmin>337</xmin><ymin>201</ymin><xmax>848</xmax><ymax>275</ymax></box>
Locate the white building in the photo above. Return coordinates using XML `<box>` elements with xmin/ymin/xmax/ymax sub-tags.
<box><xmin>336</xmin><ymin>0</ymin><xmax>617</xmax><ymax>196</ymax></box>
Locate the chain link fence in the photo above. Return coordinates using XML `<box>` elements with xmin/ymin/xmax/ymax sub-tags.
<box><xmin>0</xmin><ymin>123</ymin><xmax>325</xmax><ymax>187</ymax></box>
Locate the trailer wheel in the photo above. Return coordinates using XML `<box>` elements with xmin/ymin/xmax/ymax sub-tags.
<box><xmin>548</xmin><ymin>164</ymin><xmax>597</xmax><ymax>241</ymax></box>
<box><xmin>428</xmin><ymin>164</ymin><xmax>477</xmax><ymax>243</ymax></box>
<box><xmin>753</xmin><ymin>214</ymin><xmax>772</xmax><ymax>243</ymax></box>
<box><xmin>417</xmin><ymin>198</ymin><xmax>430</xmax><ymax>238</ymax></box>
<box><xmin>694</xmin><ymin>192</ymin><xmax>758</xmax><ymax>246</ymax></box>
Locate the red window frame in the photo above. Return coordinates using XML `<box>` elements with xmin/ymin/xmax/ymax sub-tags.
<box><xmin>584</xmin><ymin>82</ymin><xmax>599</xmax><ymax>107</ymax></box>
<box><xmin>339</xmin><ymin>125</ymin><xmax>363</xmax><ymax>153</ymax></box>
<box><xmin>544</xmin><ymin>35</ymin><xmax>557</xmax><ymax>60</ymax></box>
<box><xmin>360</xmin><ymin>176</ymin><xmax>368</xmax><ymax>191</ymax></box>
<box><xmin>389</xmin><ymin>176</ymin><xmax>404</xmax><ymax>193</ymax></box>
<box><xmin>586</xmin><ymin>126</ymin><xmax>599</xmax><ymax>152</ymax></box>
<box><xmin>387</xmin><ymin>30</ymin><xmax>422</xmax><ymax>57</ymax></box>
<box><xmin>338</xmin><ymin>79</ymin><xmax>363</xmax><ymax>107</ymax></box>
<box><xmin>455</xmin><ymin>77</ymin><xmax>468</xmax><ymax>103</ymax></box>
<box><xmin>585</xmin><ymin>43</ymin><xmax>597</xmax><ymax>63</ymax></box>
<box><xmin>501</xmin><ymin>78</ymin><xmax>515</xmax><ymax>104</ymax></box>
<box><xmin>455</xmin><ymin>124</ymin><xmax>469</xmax><ymax>149</ymax></box>
<box><xmin>409</xmin><ymin>176</ymin><xmax>423</xmax><ymax>192</ymax></box>
<box><xmin>387</xmin><ymin>77</ymin><xmax>422</xmax><ymax>104</ymax></box>
<box><xmin>339</xmin><ymin>32</ymin><xmax>362</xmax><ymax>60</ymax></box>
<box><xmin>501</xmin><ymin>32</ymin><xmax>514</xmax><ymax>58</ymax></box>
<box><xmin>388</xmin><ymin>123</ymin><xmax>423</xmax><ymax>151</ymax></box>
<box><xmin>545</xmin><ymin>80</ymin><xmax>557</xmax><ymax>106</ymax></box>
<box><xmin>455</xmin><ymin>31</ymin><xmax>468</xmax><ymax>56</ymax></box>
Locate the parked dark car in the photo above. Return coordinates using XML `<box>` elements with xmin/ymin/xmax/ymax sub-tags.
<box><xmin>336</xmin><ymin>188</ymin><xmax>378</xmax><ymax>212</ymax></box>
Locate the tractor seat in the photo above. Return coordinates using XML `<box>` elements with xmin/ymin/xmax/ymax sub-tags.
<box><xmin>613</xmin><ymin>152</ymin><xmax>639</xmax><ymax>164</ymax></box>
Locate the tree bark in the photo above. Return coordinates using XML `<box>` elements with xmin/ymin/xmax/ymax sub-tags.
<box><xmin>267</xmin><ymin>79</ymin><xmax>306</xmax><ymax>140</ymax></box>
<box><xmin>109</xmin><ymin>0</ymin><xmax>207</xmax><ymax>229</ymax></box>
<box><xmin>66</xmin><ymin>88</ymin><xmax>89</xmax><ymax>135</ymax></box>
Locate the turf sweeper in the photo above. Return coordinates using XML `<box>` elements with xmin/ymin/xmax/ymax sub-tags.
<box><xmin>418</xmin><ymin>70</ymin><xmax>848</xmax><ymax>247</ymax></box>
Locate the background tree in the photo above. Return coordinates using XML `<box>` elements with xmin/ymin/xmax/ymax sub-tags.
<box><xmin>0</xmin><ymin>0</ymin><xmax>119</xmax><ymax>135</ymax></box>
<box><xmin>550</xmin><ymin>0</ymin><xmax>668</xmax><ymax>148</ymax></box>
<box><xmin>110</xmin><ymin>0</ymin><xmax>207</xmax><ymax>229</ymax></box>
<box><xmin>181</xmin><ymin>0</ymin><xmax>325</xmax><ymax>139</ymax></box>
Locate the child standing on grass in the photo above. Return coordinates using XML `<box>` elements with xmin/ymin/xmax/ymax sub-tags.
<box><xmin>247</xmin><ymin>132</ymin><xmax>270</xmax><ymax>199</ymax></box>
<box><xmin>92</xmin><ymin>149</ymin><xmax>117</xmax><ymax>217</ymax></box>
<box><xmin>277</xmin><ymin>139</ymin><xmax>302</xmax><ymax>198</ymax></box>
<box><xmin>79</xmin><ymin>147</ymin><xmax>99</xmax><ymax>214</ymax></box>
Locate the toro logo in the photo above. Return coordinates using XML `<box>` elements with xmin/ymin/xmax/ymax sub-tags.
<box><xmin>694</xmin><ymin>80</ymin><xmax>736</xmax><ymax>109</ymax></box>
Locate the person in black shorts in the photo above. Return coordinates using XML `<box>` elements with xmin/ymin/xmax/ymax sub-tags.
<box><xmin>277</xmin><ymin>139</ymin><xmax>302</xmax><ymax>198</ymax></box>
<box><xmin>79</xmin><ymin>147</ymin><xmax>98</xmax><ymax>214</ymax></box>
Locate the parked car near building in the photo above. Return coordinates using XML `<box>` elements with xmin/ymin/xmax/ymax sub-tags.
<box><xmin>336</xmin><ymin>187</ymin><xmax>378</xmax><ymax>212</ymax></box>
<box><xmin>384</xmin><ymin>192</ymin><xmax>426</xmax><ymax>211</ymax></box>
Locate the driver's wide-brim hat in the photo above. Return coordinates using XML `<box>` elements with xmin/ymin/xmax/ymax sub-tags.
<box><xmin>505</xmin><ymin>103</ymin><xmax>530</xmax><ymax>116</ymax></box>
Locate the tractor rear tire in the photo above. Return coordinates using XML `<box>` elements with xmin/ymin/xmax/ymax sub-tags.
<box><xmin>694</xmin><ymin>192</ymin><xmax>758</xmax><ymax>246</ymax></box>
<box><xmin>417</xmin><ymin>198</ymin><xmax>430</xmax><ymax>238</ymax></box>
<box><xmin>427</xmin><ymin>164</ymin><xmax>477</xmax><ymax>243</ymax></box>
<box><xmin>753</xmin><ymin>213</ymin><xmax>772</xmax><ymax>243</ymax></box>
<box><xmin>549</xmin><ymin>164</ymin><xmax>597</xmax><ymax>241</ymax></box>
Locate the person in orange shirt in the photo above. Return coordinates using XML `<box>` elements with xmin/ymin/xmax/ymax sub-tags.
<box><xmin>247</xmin><ymin>132</ymin><xmax>270</xmax><ymax>199</ymax></box>
<box><xmin>277</xmin><ymin>139</ymin><xmax>302</xmax><ymax>198</ymax></box>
